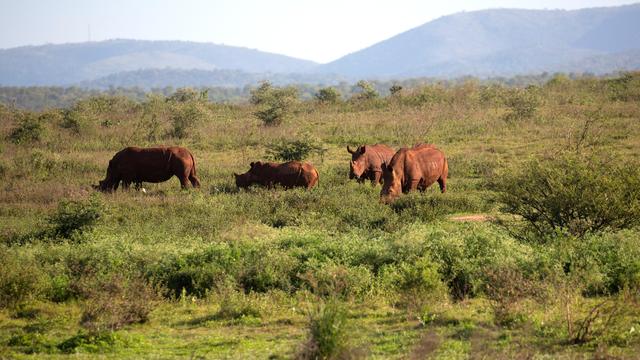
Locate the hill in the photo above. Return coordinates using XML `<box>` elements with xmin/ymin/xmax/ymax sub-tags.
<box><xmin>319</xmin><ymin>4</ymin><xmax>640</xmax><ymax>78</ymax></box>
<box><xmin>0</xmin><ymin>39</ymin><xmax>318</xmax><ymax>86</ymax></box>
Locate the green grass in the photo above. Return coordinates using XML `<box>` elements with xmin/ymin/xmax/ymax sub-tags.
<box><xmin>1</xmin><ymin>74</ymin><xmax>640</xmax><ymax>358</ymax></box>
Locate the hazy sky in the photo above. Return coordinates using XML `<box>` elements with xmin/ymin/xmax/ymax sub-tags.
<box><xmin>0</xmin><ymin>0</ymin><xmax>637</xmax><ymax>63</ymax></box>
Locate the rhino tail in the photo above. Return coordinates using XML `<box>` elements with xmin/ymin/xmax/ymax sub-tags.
<box><xmin>311</xmin><ymin>168</ymin><xmax>319</xmax><ymax>189</ymax></box>
<box><xmin>189</xmin><ymin>152</ymin><xmax>201</xmax><ymax>188</ymax></box>
<box><xmin>442</xmin><ymin>156</ymin><xmax>449</xmax><ymax>179</ymax></box>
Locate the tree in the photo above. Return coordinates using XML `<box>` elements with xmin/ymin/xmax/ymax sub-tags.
<box><xmin>314</xmin><ymin>87</ymin><xmax>340</xmax><ymax>104</ymax></box>
<box><xmin>250</xmin><ymin>81</ymin><xmax>298</xmax><ymax>126</ymax></box>
<box><xmin>353</xmin><ymin>80</ymin><xmax>378</xmax><ymax>100</ymax></box>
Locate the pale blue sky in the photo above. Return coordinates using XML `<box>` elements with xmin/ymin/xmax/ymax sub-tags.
<box><xmin>0</xmin><ymin>0</ymin><xmax>637</xmax><ymax>63</ymax></box>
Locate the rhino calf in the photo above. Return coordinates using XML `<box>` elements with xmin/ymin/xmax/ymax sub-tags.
<box><xmin>235</xmin><ymin>161</ymin><xmax>319</xmax><ymax>189</ymax></box>
<box><xmin>94</xmin><ymin>146</ymin><xmax>200</xmax><ymax>192</ymax></box>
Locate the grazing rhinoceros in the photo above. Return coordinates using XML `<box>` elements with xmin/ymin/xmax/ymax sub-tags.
<box><xmin>94</xmin><ymin>146</ymin><xmax>200</xmax><ymax>192</ymax></box>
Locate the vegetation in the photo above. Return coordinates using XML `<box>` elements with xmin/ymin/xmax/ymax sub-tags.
<box><xmin>0</xmin><ymin>72</ymin><xmax>639</xmax><ymax>358</ymax></box>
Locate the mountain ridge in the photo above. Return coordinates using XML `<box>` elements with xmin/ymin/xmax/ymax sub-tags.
<box><xmin>0</xmin><ymin>3</ymin><xmax>639</xmax><ymax>87</ymax></box>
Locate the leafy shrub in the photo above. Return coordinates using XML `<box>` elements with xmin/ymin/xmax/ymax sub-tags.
<box><xmin>353</xmin><ymin>80</ymin><xmax>379</xmax><ymax>101</ymax></box>
<box><xmin>395</xmin><ymin>258</ymin><xmax>446</xmax><ymax>302</ymax></box>
<box><xmin>0</xmin><ymin>250</ymin><xmax>45</xmax><ymax>308</ymax></box>
<box><xmin>607</xmin><ymin>72</ymin><xmax>640</xmax><ymax>102</ymax></box>
<box><xmin>502</xmin><ymin>87</ymin><xmax>540</xmax><ymax>121</ymax></box>
<box><xmin>315</xmin><ymin>87</ymin><xmax>341</xmax><ymax>104</ymax></box>
<box><xmin>492</xmin><ymin>154</ymin><xmax>640</xmax><ymax>241</ymax></box>
<box><xmin>57</xmin><ymin>331</ymin><xmax>122</xmax><ymax>354</ymax></box>
<box><xmin>8</xmin><ymin>332</ymin><xmax>55</xmax><ymax>354</ymax></box>
<box><xmin>299</xmin><ymin>262</ymin><xmax>374</xmax><ymax>300</ymax></box>
<box><xmin>60</xmin><ymin>109</ymin><xmax>89</xmax><ymax>134</ymax></box>
<box><xmin>298</xmin><ymin>300</ymin><xmax>352</xmax><ymax>360</ymax></box>
<box><xmin>266</xmin><ymin>135</ymin><xmax>324</xmax><ymax>161</ymax></box>
<box><xmin>213</xmin><ymin>288</ymin><xmax>264</xmax><ymax>321</ymax></box>
<box><xmin>48</xmin><ymin>196</ymin><xmax>104</xmax><ymax>239</ymax></box>
<box><xmin>79</xmin><ymin>274</ymin><xmax>160</xmax><ymax>332</ymax></box>
<box><xmin>168</xmin><ymin>102</ymin><xmax>208</xmax><ymax>139</ymax></box>
<box><xmin>250</xmin><ymin>81</ymin><xmax>298</xmax><ymax>126</ymax></box>
<box><xmin>483</xmin><ymin>264</ymin><xmax>541</xmax><ymax>325</ymax></box>
<box><xmin>389</xmin><ymin>84</ymin><xmax>403</xmax><ymax>95</ymax></box>
<box><xmin>9</xmin><ymin>113</ymin><xmax>46</xmax><ymax>144</ymax></box>
<box><xmin>166</xmin><ymin>87</ymin><xmax>208</xmax><ymax>103</ymax></box>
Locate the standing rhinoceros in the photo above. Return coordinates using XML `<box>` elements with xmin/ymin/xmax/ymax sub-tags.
<box><xmin>380</xmin><ymin>144</ymin><xmax>448</xmax><ymax>203</ymax></box>
<box><xmin>347</xmin><ymin>144</ymin><xmax>395</xmax><ymax>186</ymax></box>
<box><xmin>94</xmin><ymin>146</ymin><xmax>200</xmax><ymax>191</ymax></box>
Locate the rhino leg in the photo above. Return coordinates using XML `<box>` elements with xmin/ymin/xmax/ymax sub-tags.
<box><xmin>371</xmin><ymin>171</ymin><xmax>382</xmax><ymax>186</ymax></box>
<box><xmin>189</xmin><ymin>173</ymin><xmax>201</xmax><ymax>188</ymax></box>
<box><xmin>407</xmin><ymin>179</ymin><xmax>421</xmax><ymax>193</ymax></box>
<box><xmin>437</xmin><ymin>177</ymin><xmax>447</xmax><ymax>193</ymax></box>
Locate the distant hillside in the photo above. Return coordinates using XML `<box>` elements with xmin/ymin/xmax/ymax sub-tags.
<box><xmin>1</xmin><ymin>4</ymin><xmax>638</xmax><ymax>87</ymax></box>
<box><xmin>319</xmin><ymin>4</ymin><xmax>640</xmax><ymax>78</ymax></box>
<box><xmin>0</xmin><ymin>39</ymin><xmax>318</xmax><ymax>86</ymax></box>
<box><xmin>79</xmin><ymin>68</ymin><xmax>346</xmax><ymax>90</ymax></box>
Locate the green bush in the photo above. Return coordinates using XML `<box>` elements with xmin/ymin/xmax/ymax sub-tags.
<box><xmin>315</xmin><ymin>87</ymin><xmax>341</xmax><ymax>103</ymax></box>
<box><xmin>502</xmin><ymin>87</ymin><xmax>540</xmax><ymax>121</ymax></box>
<box><xmin>492</xmin><ymin>154</ymin><xmax>640</xmax><ymax>241</ymax></box>
<box><xmin>353</xmin><ymin>80</ymin><xmax>379</xmax><ymax>101</ymax></box>
<box><xmin>299</xmin><ymin>300</ymin><xmax>351</xmax><ymax>360</ymax></box>
<box><xmin>168</xmin><ymin>102</ymin><xmax>207</xmax><ymax>139</ymax></box>
<box><xmin>48</xmin><ymin>196</ymin><xmax>104</xmax><ymax>240</ymax></box>
<box><xmin>60</xmin><ymin>109</ymin><xmax>89</xmax><ymax>134</ymax></box>
<box><xmin>213</xmin><ymin>288</ymin><xmax>264</xmax><ymax>321</ymax></box>
<box><xmin>79</xmin><ymin>274</ymin><xmax>159</xmax><ymax>332</ymax></box>
<box><xmin>266</xmin><ymin>136</ymin><xmax>324</xmax><ymax>161</ymax></box>
<box><xmin>8</xmin><ymin>332</ymin><xmax>55</xmax><ymax>354</ymax></box>
<box><xmin>9</xmin><ymin>113</ymin><xmax>46</xmax><ymax>144</ymax></box>
<box><xmin>0</xmin><ymin>249</ymin><xmax>45</xmax><ymax>308</ymax></box>
<box><xmin>250</xmin><ymin>81</ymin><xmax>298</xmax><ymax>126</ymax></box>
<box><xmin>57</xmin><ymin>331</ymin><xmax>122</xmax><ymax>354</ymax></box>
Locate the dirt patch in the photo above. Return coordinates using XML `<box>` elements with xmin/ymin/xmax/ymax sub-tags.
<box><xmin>449</xmin><ymin>214</ymin><xmax>493</xmax><ymax>222</ymax></box>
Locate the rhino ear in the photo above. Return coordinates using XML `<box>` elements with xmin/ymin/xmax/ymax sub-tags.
<box><xmin>250</xmin><ymin>162</ymin><xmax>255</xmax><ymax>168</ymax></box>
<box><xmin>347</xmin><ymin>146</ymin><xmax>355</xmax><ymax>154</ymax></box>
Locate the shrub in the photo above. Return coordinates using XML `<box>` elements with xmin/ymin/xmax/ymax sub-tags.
<box><xmin>79</xmin><ymin>274</ymin><xmax>160</xmax><ymax>332</ymax></box>
<box><xmin>9</xmin><ymin>112</ymin><xmax>46</xmax><ymax>144</ymax></box>
<box><xmin>298</xmin><ymin>300</ymin><xmax>352</xmax><ymax>360</ymax></box>
<box><xmin>213</xmin><ymin>288</ymin><xmax>264</xmax><ymax>321</ymax></box>
<box><xmin>315</xmin><ymin>87</ymin><xmax>341</xmax><ymax>104</ymax></box>
<box><xmin>48</xmin><ymin>196</ymin><xmax>104</xmax><ymax>240</ymax></box>
<box><xmin>57</xmin><ymin>331</ymin><xmax>122</xmax><ymax>354</ymax></box>
<box><xmin>166</xmin><ymin>87</ymin><xmax>207</xmax><ymax>103</ymax></box>
<box><xmin>299</xmin><ymin>262</ymin><xmax>374</xmax><ymax>300</ymax></box>
<box><xmin>353</xmin><ymin>80</ymin><xmax>378</xmax><ymax>101</ymax></box>
<box><xmin>389</xmin><ymin>84</ymin><xmax>403</xmax><ymax>95</ymax></box>
<box><xmin>266</xmin><ymin>135</ymin><xmax>324</xmax><ymax>161</ymax></box>
<box><xmin>60</xmin><ymin>109</ymin><xmax>89</xmax><ymax>134</ymax></box>
<box><xmin>502</xmin><ymin>87</ymin><xmax>540</xmax><ymax>121</ymax></box>
<box><xmin>168</xmin><ymin>102</ymin><xmax>207</xmax><ymax>139</ymax></box>
<box><xmin>483</xmin><ymin>264</ymin><xmax>541</xmax><ymax>325</ymax></box>
<box><xmin>492</xmin><ymin>154</ymin><xmax>640</xmax><ymax>241</ymax></box>
<box><xmin>0</xmin><ymin>250</ymin><xmax>45</xmax><ymax>308</ymax></box>
<box><xmin>8</xmin><ymin>332</ymin><xmax>55</xmax><ymax>354</ymax></box>
<box><xmin>250</xmin><ymin>81</ymin><xmax>298</xmax><ymax>126</ymax></box>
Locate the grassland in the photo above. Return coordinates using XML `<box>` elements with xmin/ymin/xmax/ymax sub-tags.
<box><xmin>1</xmin><ymin>74</ymin><xmax>640</xmax><ymax>359</ymax></box>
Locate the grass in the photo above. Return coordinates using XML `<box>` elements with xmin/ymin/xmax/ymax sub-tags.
<box><xmin>1</xmin><ymin>74</ymin><xmax>640</xmax><ymax>358</ymax></box>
